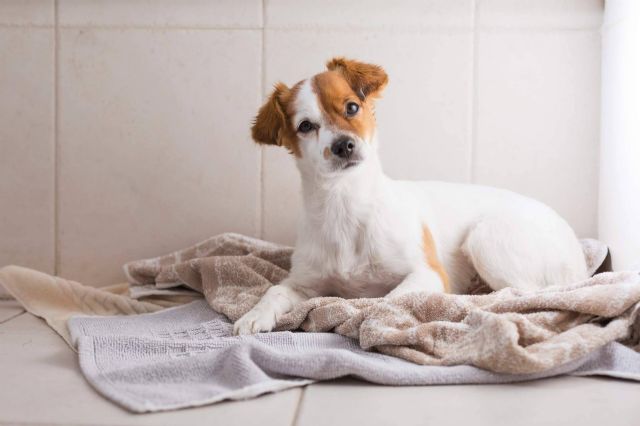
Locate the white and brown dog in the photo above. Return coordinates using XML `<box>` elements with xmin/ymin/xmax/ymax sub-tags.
<box><xmin>233</xmin><ymin>57</ymin><xmax>588</xmax><ymax>335</ymax></box>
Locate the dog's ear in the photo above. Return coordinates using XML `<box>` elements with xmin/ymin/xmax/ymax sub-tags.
<box><xmin>251</xmin><ymin>83</ymin><xmax>291</xmax><ymax>146</ymax></box>
<box><xmin>326</xmin><ymin>57</ymin><xmax>388</xmax><ymax>100</ymax></box>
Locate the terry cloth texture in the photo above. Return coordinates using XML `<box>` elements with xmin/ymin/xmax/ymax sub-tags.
<box><xmin>122</xmin><ymin>233</ymin><xmax>640</xmax><ymax>374</ymax></box>
<box><xmin>68</xmin><ymin>299</ymin><xmax>640</xmax><ymax>413</ymax></box>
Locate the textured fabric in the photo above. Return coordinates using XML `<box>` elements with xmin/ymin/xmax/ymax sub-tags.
<box><xmin>124</xmin><ymin>233</ymin><xmax>639</xmax><ymax>375</ymax></box>
<box><xmin>0</xmin><ymin>265</ymin><xmax>201</xmax><ymax>346</ymax></box>
<box><xmin>69</xmin><ymin>300</ymin><xmax>640</xmax><ymax>413</ymax></box>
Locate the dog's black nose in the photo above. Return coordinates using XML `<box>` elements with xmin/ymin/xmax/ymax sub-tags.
<box><xmin>331</xmin><ymin>137</ymin><xmax>355</xmax><ymax>159</ymax></box>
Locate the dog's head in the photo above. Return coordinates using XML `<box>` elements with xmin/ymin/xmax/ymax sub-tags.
<box><xmin>251</xmin><ymin>57</ymin><xmax>388</xmax><ymax>176</ymax></box>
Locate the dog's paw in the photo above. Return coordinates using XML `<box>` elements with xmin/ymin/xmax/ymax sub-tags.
<box><xmin>233</xmin><ymin>308</ymin><xmax>277</xmax><ymax>335</ymax></box>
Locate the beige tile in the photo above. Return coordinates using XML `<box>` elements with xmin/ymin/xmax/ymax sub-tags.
<box><xmin>0</xmin><ymin>300</ymin><xmax>23</xmax><ymax>323</ymax></box>
<box><xmin>58</xmin><ymin>0</ymin><xmax>262</xmax><ymax>28</ymax></box>
<box><xmin>0</xmin><ymin>313</ymin><xmax>302</xmax><ymax>425</ymax></box>
<box><xmin>0</xmin><ymin>0</ymin><xmax>53</xmax><ymax>26</ymax></box>
<box><xmin>297</xmin><ymin>377</ymin><xmax>640</xmax><ymax>426</ymax></box>
<box><xmin>58</xmin><ymin>29</ymin><xmax>261</xmax><ymax>285</ymax></box>
<box><xmin>262</xmin><ymin>30</ymin><xmax>473</xmax><ymax>244</ymax></box>
<box><xmin>478</xmin><ymin>0</ymin><xmax>603</xmax><ymax>29</ymax></box>
<box><xmin>0</xmin><ymin>28</ymin><xmax>54</xmax><ymax>274</ymax></box>
<box><xmin>474</xmin><ymin>31</ymin><xmax>600</xmax><ymax>238</ymax></box>
<box><xmin>266</xmin><ymin>0</ymin><xmax>473</xmax><ymax>29</ymax></box>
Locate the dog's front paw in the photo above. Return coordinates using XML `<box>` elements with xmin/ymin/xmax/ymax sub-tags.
<box><xmin>233</xmin><ymin>308</ymin><xmax>277</xmax><ymax>335</ymax></box>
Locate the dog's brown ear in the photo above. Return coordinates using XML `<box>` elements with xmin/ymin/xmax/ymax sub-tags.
<box><xmin>251</xmin><ymin>83</ymin><xmax>291</xmax><ymax>146</ymax></box>
<box><xmin>326</xmin><ymin>57</ymin><xmax>388</xmax><ymax>100</ymax></box>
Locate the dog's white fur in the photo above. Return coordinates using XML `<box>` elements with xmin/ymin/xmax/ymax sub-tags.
<box><xmin>234</xmin><ymin>60</ymin><xmax>588</xmax><ymax>335</ymax></box>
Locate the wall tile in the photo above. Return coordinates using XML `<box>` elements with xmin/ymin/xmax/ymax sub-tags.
<box><xmin>475</xmin><ymin>31</ymin><xmax>601</xmax><ymax>238</ymax></box>
<box><xmin>602</xmin><ymin>0</ymin><xmax>639</xmax><ymax>29</ymax></box>
<box><xmin>0</xmin><ymin>28</ymin><xmax>54</xmax><ymax>274</ymax></box>
<box><xmin>58</xmin><ymin>28</ymin><xmax>261</xmax><ymax>285</ymax></box>
<box><xmin>0</xmin><ymin>0</ymin><xmax>53</xmax><ymax>26</ymax></box>
<box><xmin>262</xmin><ymin>30</ymin><xmax>472</xmax><ymax>244</ymax></box>
<box><xmin>59</xmin><ymin>0</ymin><xmax>262</xmax><ymax>28</ymax></box>
<box><xmin>266</xmin><ymin>0</ymin><xmax>473</xmax><ymax>29</ymax></box>
<box><xmin>478</xmin><ymin>0</ymin><xmax>603</xmax><ymax>29</ymax></box>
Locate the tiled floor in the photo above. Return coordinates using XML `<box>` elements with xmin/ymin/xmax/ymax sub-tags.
<box><xmin>1</xmin><ymin>301</ymin><xmax>638</xmax><ymax>426</ymax></box>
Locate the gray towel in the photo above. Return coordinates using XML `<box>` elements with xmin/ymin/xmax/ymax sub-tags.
<box><xmin>69</xmin><ymin>300</ymin><xmax>640</xmax><ymax>413</ymax></box>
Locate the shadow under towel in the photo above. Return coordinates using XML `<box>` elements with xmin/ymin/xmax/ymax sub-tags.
<box><xmin>123</xmin><ymin>233</ymin><xmax>640</xmax><ymax>375</ymax></box>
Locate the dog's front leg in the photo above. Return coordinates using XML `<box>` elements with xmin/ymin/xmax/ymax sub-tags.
<box><xmin>385</xmin><ymin>266</ymin><xmax>445</xmax><ymax>298</ymax></box>
<box><xmin>233</xmin><ymin>279</ymin><xmax>309</xmax><ymax>335</ymax></box>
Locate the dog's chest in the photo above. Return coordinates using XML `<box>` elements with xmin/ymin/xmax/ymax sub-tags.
<box><xmin>310</xmin><ymin>215</ymin><xmax>413</xmax><ymax>298</ymax></box>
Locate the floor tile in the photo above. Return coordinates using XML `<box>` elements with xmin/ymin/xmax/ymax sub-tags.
<box><xmin>0</xmin><ymin>300</ymin><xmax>23</xmax><ymax>323</ymax></box>
<box><xmin>297</xmin><ymin>377</ymin><xmax>639</xmax><ymax>426</ymax></box>
<box><xmin>0</xmin><ymin>313</ymin><xmax>302</xmax><ymax>426</ymax></box>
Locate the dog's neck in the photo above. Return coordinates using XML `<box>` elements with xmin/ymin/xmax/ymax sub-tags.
<box><xmin>297</xmin><ymin>149</ymin><xmax>386</xmax><ymax>226</ymax></box>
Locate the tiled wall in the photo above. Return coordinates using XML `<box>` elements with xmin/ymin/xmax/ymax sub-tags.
<box><xmin>0</xmin><ymin>0</ymin><xmax>603</xmax><ymax>286</ymax></box>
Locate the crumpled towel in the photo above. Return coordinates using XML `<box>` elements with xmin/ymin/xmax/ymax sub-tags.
<box><xmin>123</xmin><ymin>233</ymin><xmax>639</xmax><ymax>374</ymax></box>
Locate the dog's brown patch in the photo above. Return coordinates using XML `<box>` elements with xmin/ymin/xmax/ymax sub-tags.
<box><xmin>326</xmin><ymin>57</ymin><xmax>388</xmax><ymax>100</ymax></box>
<box><xmin>251</xmin><ymin>81</ymin><xmax>304</xmax><ymax>157</ymax></box>
<box><xmin>252</xmin><ymin>58</ymin><xmax>387</xmax><ymax>156</ymax></box>
<box><xmin>311</xmin><ymin>71</ymin><xmax>377</xmax><ymax>141</ymax></box>
<box><xmin>311</xmin><ymin>58</ymin><xmax>388</xmax><ymax>142</ymax></box>
<box><xmin>422</xmin><ymin>225</ymin><xmax>450</xmax><ymax>293</ymax></box>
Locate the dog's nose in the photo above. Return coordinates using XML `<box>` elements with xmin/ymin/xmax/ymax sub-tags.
<box><xmin>331</xmin><ymin>137</ymin><xmax>355</xmax><ymax>159</ymax></box>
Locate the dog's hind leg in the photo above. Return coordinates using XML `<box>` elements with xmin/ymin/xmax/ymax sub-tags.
<box><xmin>461</xmin><ymin>211</ymin><xmax>588</xmax><ymax>292</ymax></box>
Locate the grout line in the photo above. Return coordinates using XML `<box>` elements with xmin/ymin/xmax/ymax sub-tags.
<box><xmin>0</xmin><ymin>23</ymin><xmax>54</xmax><ymax>28</ymax></box>
<box><xmin>0</xmin><ymin>310</ymin><xmax>26</xmax><ymax>326</ymax></box>
<box><xmin>55</xmin><ymin>25</ymin><xmax>262</xmax><ymax>31</ymax></box>
<box><xmin>53</xmin><ymin>0</ymin><xmax>60</xmax><ymax>275</ymax></box>
<box><xmin>0</xmin><ymin>23</ymin><xmax>601</xmax><ymax>33</ymax></box>
<box><xmin>290</xmin><ymin>385</ymin><xmax>307</xmax><ymax>426</ymax></box>
<box><xmin>475</xmin><ymin>26</ymin><xmax>600</xmax><ymax>33</ymax></box>
<box><xmin>469</xmin><ymin>0</ymin><xmax>479</xmax><ymax>184</ymax></box>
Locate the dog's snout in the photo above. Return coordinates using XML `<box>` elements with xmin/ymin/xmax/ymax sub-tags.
<box><xmin>331</xmin><ymin>137</ymin><xmax>355</xmax><ymax>159</ymax></box>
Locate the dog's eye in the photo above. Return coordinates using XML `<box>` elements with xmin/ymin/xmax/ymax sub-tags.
<box><xmin>346</xmin><ymin>102</ymin><xmax>360</xmax><ymax>117</ymax></box>
<box><xmin>297</xmin><ymin>120</ymin><xmax>315</xmax><ymax>133</ymax></box>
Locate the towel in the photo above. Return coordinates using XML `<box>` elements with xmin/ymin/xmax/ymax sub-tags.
<box><xmin>0</xmin><ymin>266</ymin><xmax>200</xmax><ymax>346</ymax></box>
<box><xmin>68</xmin><ymin>299</ymin><xmax>640</xmax><ymax>413</ymax></box>
<box><xmin>123</xmin><ymin>233</ymin><xmax>639</xmax><ymax>374</ymax></box>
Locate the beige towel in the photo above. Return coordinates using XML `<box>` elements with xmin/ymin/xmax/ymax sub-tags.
<box><xmin>0</xmin><ymin>266</ymin><xmax>200</xmax><ymax>346</ymax></box>
<box><xmin>120</xmin><ymin>233</ymin><xmax>640</xmax><ymax>374</ymax></box>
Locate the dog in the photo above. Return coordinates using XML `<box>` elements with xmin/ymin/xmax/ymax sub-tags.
<box><xmin>233</xmin><ymin>57</ymin><xmax>588</xmax><ymax>335</ymax></box>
